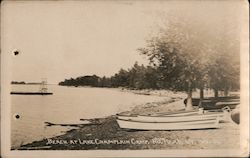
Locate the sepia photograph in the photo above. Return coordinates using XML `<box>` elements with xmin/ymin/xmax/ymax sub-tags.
<box><xmin>1</xmin><ymin>0</ymin><xmax>249</xmax><ymax>157</ymax></box>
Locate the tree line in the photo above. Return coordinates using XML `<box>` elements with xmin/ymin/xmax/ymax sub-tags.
<box><xmin>59</xmin><ymin>62</ymin><xmax>174</xmax><ymax>90</ymax></box>
<box><xmin>59</xmin><ymin>11</ymin><xmax>240</xmax><ymax>110</ymax></box>
<box><xmin>11</xmin><ymin>81</ymin><xmax>26</xmax><ymax>84</ymax></box>
<box><xmin>59</xmin><ymin>54</ymin><xmax>239</xmax><ymax>93</ymax></box>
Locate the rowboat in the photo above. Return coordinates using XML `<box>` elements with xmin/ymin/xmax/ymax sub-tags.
<box><xmin>117</xmin><ymin>111</ymin><xmax>226</xmax><ymax>123</ymax></box>
<box><xmin>116</xmin><ymin>106</ymin><xmax>231</xmax><ymax>131</ymax></box>
<box><xmin>184</xmin><ymin>96</ymin><xmax>240</xmax><ymax>107</ymax></box>
<box><xmin>231</xmin><ymin>105</ymin><xmax>240</xmax><ymax>124</ymax></box>
<box><xmin>116</xmin><ymin>105</ymin><xmax>231</xmax><ymax>123</ymax></box>
<box><xmin>140</xmin><ymin>112</ymin><xmax>225</xmax><ymax>122</ymax></box>
<box><xmin>157</xmin><ymin>106</ymin><xmax>230</xmax><ymax>120</ymax></box>
<box><xmin>116</xmin><ymin>117</ymin><xmax>219</xmax><ymax>130</ymax></box>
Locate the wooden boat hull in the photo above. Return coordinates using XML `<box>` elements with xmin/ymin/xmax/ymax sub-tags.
<box><xmin>116</xmin><ymin>118</ymin><xmax>219</xmax><ymax>130</ymax></box>
<box><xmin>139</xmin><ymin>113</ymin><xmax>224</xmax><ymax>122</ymax></box>
<box><xmin>10</xmin><ymin>92</ymin><xmax>53</xmax><ymax>95</ymax></box>
<box><xmin>120</xmin><ymin>109</ymin><xmax>204</xmax><ymax>118</ymax></box>
<box><xmin>117</xmin><ymin>113</ymin><xmax>224</xmax><ymax>123</ymax></box>
<box><xmin>184</xmin><ymin>96</ymin><xmax>240</xmax><ymax>107</ymax></box>
<box><xmin>231</xmin><ymin>108</ymin><xmax>240</xmax><ymax>124</ymax></box>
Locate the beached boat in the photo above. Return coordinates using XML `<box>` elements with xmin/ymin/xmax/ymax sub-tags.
<box><xmin>117</xmin><ymin>106</ymin><xmax>231</xmax><ymax>124</ymax></box>
<box><xmin>116</xmin><ymin>117</ymin><xmax>219</xmax><ymax>130</ymax></box>
<box><xmin>231</xmin><ymin>105</ymin><xmax>240</xmax><ymax>124</ymax></box>
<box><xmin>44</xmin><ymin>120</ymin><xmax>93</xmax><ymax>126</ymax></box>
<box><xmin>140</xmin><ymin>112</ymin><xmax>225</xmax><ymax>122</ymax></box>
<box><xmin>117</xmin><ymin>112</ymin><xmax>225</xmax><ymax>123</ymax></box>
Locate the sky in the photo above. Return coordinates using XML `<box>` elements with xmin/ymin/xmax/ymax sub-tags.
<box><xmin>1</xmin><ymin>0</ymin><xmax>242</xmax><ymax>84</ymax></box>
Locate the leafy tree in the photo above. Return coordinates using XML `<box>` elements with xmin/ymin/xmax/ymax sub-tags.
<box><xmin>138</xmin><ymin>11</ymin><xmax>240</xmax><ymax>110</ymax></box>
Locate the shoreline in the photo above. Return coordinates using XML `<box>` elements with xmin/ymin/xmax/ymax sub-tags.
<box><xmin>15</xmin><ymin>96</ymin><xmax>240</xmax><ymax>150</ymax></box>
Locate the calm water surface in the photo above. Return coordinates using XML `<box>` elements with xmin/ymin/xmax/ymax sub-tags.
<box><xmin>11</xmin><ymin>85</ymin><xmax>168</xmax><ymax>148</ymax></box>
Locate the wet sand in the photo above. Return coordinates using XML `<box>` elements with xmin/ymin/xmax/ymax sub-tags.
<box><xmin>16</xmin><ymin>98</ymin><xmax>240</xmax><ymax>150</ymax></box>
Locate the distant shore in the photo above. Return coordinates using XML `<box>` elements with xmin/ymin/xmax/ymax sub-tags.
<box><xmin>15</xmin><ymin>93</ymin><xmax>240</xmax><ymax>150</ymax></box>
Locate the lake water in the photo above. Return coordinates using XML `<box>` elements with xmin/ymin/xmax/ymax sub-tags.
<box><xmin>11</xmin><ymin>85</ymin><xmax>168</xmax><ymax>148</ymax></box>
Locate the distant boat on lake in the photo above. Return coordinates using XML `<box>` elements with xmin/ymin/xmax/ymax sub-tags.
<box><xmin>11</xmin><ymin>79</ymin><xmax>53</xmax><ymax>95</ymax></box>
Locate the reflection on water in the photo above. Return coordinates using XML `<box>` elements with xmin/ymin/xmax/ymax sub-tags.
<box><xmin>11</xmin><ymin>85</ymin><xmax>168</xmax><ymax>148</ymax></box>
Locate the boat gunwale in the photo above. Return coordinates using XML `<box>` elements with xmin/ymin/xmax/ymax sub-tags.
<box><xmin>116</xmin><ymin>117</ymin><xmax>218</xmax><ymax>123</ymax></box>
<box><xmin>154</xmin><ymin>109</ymin><xmax>199</xmax><ymax>115</ymax></box>
<box><xmin>138</xmin><ymin>112</ymin><xmax>225</xmax><ymax>117</ymax></box>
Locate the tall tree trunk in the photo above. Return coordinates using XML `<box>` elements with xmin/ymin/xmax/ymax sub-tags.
<box><xmin>200</xmin><ymin>88</ymin><xmax>204</xmax><ymax>99</ymax></box>
<box><xmin>224</xmin><ymin>87</ymin><xmax>229</xmax><ymax>96</ymax></box>
<box><xmin>198</xmin><ymin>88</ymin><xmax>204</xmax><ymax>108</ymax></box>
<box><xmin>186</xmin><ymin>80</ymin><xmax>193</xmax><ymax>110</ymax></box>
<box><xmin>214</xmin><ymin>89</ymin><xmax>218</xmax><ymax>98</ymax></box>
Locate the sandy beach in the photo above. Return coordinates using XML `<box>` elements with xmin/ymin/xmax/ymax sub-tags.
<box><xmin>16</xmin><ymin>93</ymin><xmax>240</xmax><ymax>150</ymax></box>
